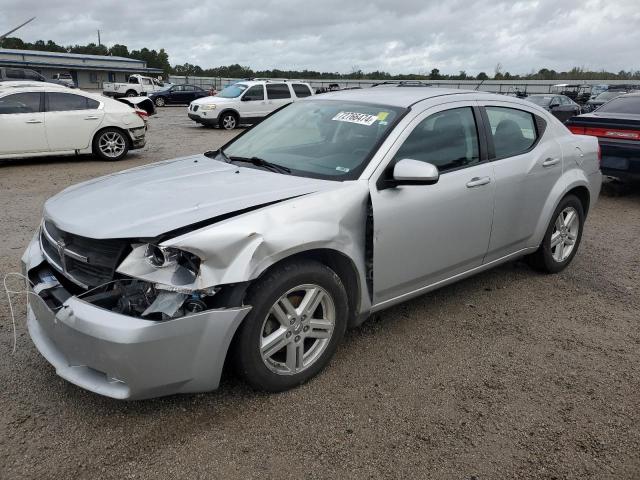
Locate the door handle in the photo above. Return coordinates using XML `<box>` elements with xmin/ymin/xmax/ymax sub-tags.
<box><xmin>25</xmin><ymin>119</ymin><xmax>42</xmax><ymax>124</ymax></box>
<box><xmin>542</xmin><ymin>157</ymin><xmax>560</xmax><ymax>167</ymax></box>
<box><xmin>466</xmin><ymin>176</ymin><xmax>491</xmax><ymax>188</ymax></box>
<box><xmin>84</xmin><ymin>116</ymin><xmax>100</xmax><ymax>120</ymax></box>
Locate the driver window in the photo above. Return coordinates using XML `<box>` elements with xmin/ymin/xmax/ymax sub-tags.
<box><xmin>393</xmin><ymin>107</ymin><xmax>480</xmax><ymax>173</ymax></box>
<box><xmin>243</xmin><ymin>85</ymin><xmax>265</xmax><ymax>101</ymax></box>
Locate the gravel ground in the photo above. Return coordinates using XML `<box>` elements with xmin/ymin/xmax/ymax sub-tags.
<box><xmin>1</xmin><ymin>108</ymin><xmax>639</xmax><ymax>479</ymax></box>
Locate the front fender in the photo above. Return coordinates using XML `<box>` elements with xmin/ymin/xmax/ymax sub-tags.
<box><xmin>165</xmin><ymin>182</ymin><xmax>371</xmax><ymax>309</ymax></box>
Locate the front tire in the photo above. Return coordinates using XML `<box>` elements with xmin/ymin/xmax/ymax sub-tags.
<box><xmin>154</xmin><ymin>96</ymin><xmax>166</xmax><ymax>107</ymax></box>
<box><xmin>526</xmin><ymin>194</ymin><xmax>584</xmax><ymax>273</ymax></box>
<box><xmin>219</xmin><ymin>112</ymin><xmax>238</xmax><ymax>130</ymax></box>
<box><xmin>92</xmin><ymin>128</ymin><xmax>130</xmax><ymax>161</ymax></box>
<box><xmin>125</xmin><ymin>90</ymin><xmax>137</xmax><ymax>97</ymax></box>
<box><xmin>234</xmin><ymin>260</ymin><xmax>348</xmax><ymax>392</ymax></box>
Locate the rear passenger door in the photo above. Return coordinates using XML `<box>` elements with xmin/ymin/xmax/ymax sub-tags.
<box><xmin>478</xmin><ymin>102</ymin><xmax>563</xmax><ymax>262</ymax></box>
<box><xmin>266</xmin><ymin>83</ymin><xmax>293</xmax><ymax>112</ymax></box>
<box><xmin>44</xmin><ymin>92</ymin><xmax>104</xmax><ymax>151</ymax></box>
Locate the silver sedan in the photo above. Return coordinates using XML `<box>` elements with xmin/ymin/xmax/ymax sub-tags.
<box><xmin>23</xmin><ymin>87</ymin><xmax>602</xmax><ymax>399</ymax></box>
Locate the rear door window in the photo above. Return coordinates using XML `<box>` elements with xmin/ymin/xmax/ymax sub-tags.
<box><xmin>47</xmin><ymin>92</ymin><xmax>99</xmax><ymax>111</ymax></box>
<box><xmin>266</xmin><ymin>84</ymin><xmax>291</xmax><ymax>100</ymax></box>
<box><xmin>292</xmin><ymin>84</ymin><xmax>312</xmax><ymax>98</ymax></box>
<box><xmin>485</xmin><ymin>107</ymin><xmax>537</xmax><ymax>158</ymax></box>
<box><xmin>0</xmin><ymin>92</ymin><xmax>41</xmax><ymax>114</ymax></box>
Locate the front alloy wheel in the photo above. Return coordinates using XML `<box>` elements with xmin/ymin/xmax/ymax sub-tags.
<box><xmin>260</xmin><ymin>285</ymin><xmax>335</xmax><ymax>375</ymax></box>
<box><xmin>234</xmin><ymin>260</ymin><xmax>348</xmax><ymax>391</ymax></box>
<box><xmin>154</xmin><ymin>96</ymin><xmax>165</xmax><ymax>107</ymax></box>
<box><xmin>220</xmin><ymin>113</ymin><xmax>237</xmax><ymax>130</ymax></box>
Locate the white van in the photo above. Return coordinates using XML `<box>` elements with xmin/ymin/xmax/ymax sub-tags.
<box><xmin>187</xmin><ymin>80</ymin><xmax>314</xmax><ymax>129</ymax></box>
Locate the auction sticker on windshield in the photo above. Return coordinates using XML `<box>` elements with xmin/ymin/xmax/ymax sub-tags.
<box><xmin>332</xmin><ymin>111</ymin><xmax>379</xmax><ymax>126</ymax></box>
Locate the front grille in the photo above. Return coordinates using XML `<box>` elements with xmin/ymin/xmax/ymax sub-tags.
<box><xmin>40</xmin><ymin>221</ymin><xmax>130</xmax><ymax>289</ymax></box>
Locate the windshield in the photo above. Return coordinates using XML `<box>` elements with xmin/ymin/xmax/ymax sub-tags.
<box><xmin>596</xmin><ymin>96</ymin><xmax>640</xmax><ymax>114</ymax></box>
<box><xmin>527</xmin><ymin>95</ymin><xmax>552</xmax><ymax>107</ymax></box>
<box><xmin>594</xmin><ymin>91</ymin><xmax>623</xmax><ymax>103</ymax></box>
<box><xmin>222</xmin><ymin>100</ymin><xmax>405</xmax><ymax>180</ymax></box>
<box><xmin>216</xmin><ymin>83</ymin><xmax>248</xmax><ymax>98</ymax></box>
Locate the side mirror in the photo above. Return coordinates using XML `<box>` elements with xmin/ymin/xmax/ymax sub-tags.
<box><xmin>241</xmin><ymin>95</ymin><xmax>252</xmax><ymax>101</ymax></box>
<box><xmin>550</xmin><ymin>103</ymin><xmax>560</xmax><ymax>109</ymax></box>
<box><xmin>392</xmin><ymin>159</ymin><xmax>439</xmax><ymax>185</ymax></box>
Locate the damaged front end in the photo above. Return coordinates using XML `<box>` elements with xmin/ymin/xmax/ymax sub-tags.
<box><xmin>22</xmin><ymin>222</ymin><xmax>251</xmax><ymax>400</ymax></box>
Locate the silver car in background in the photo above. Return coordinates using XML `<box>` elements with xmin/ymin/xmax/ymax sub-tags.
<box><xmin>22</xmin><ymin>87</ymin><xmax>601</xmax><ymax>399</ymax></box>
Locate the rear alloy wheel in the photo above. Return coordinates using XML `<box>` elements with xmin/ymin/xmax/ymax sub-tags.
<box><xmin>234</xmin><ymin>260</ymin><xmax>348</xmax><ymax>391</ymax></box>
<box><xmin>93</xmin><ymin>128</ymin><xmax>129</xmax><ymax>161</ymax></box>
<box><xmin>154</xmin><ymin>96</ymin><xmax>166</xmax><ymax>107</ymax></box>
<box><xmin>526</xmin><ymin>194</ymin><xmax>584</xmax><ymax>273</ymax></box>
<box><xmin>220</xmin><ymin>113</ymin><xmax>237</xmax><ymax>130</ymax></box>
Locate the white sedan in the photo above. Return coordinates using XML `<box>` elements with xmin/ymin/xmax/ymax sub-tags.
<box><xmin>0</xmin><ymin>82</ymin><xmax>147</xmax><ymax>161</ymax></box>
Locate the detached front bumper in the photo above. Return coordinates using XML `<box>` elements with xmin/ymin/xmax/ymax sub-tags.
<box><xmin>22</xmin><ymin>233</ymin><xmax>251</xmax><ymax>400</ymax></box>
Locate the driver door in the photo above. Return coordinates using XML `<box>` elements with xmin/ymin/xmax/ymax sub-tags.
<box><xmin>369</xmin><ymin>102</ymin><xmax>495</xmax><ymax>305</ymax></box>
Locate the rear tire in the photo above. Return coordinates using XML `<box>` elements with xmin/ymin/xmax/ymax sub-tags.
<box><xmin>526</xmin><ymin>194</ymin><xmax>584</xmax><ymax>273</ymax></box>
<box><xmin>92</xmin><ymin>128</ymin><xmax>130</xmax><ymax>161</ymax></box>
<box><xmin>233</xmin><ymin>260</ymin><xmax>348</xmax><ymax>392</ymax></box>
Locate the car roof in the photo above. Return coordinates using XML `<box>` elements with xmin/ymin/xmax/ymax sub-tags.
<box><xmin>0</xmin><ymin>81</ymin><xmax>69</xmax><ymax>91</ymax></box>
<box><xmin>310</xmin><ymin>86</ymin><xmax>483</xmax><ymax>108</ymax></box>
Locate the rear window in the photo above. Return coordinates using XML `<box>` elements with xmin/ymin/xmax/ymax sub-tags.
<box><xmin>266</xmin><ymin>84</ymin><xmax>291</xmax><ymax>100</ymax></box>
<box><xmin>292</xmin><ymin>84</ymin><xmax>312</xmax><ymax>98</ymax></box>
<box><xmin>47</xmin><ymin>92</ymin><xmax>99</xmax><ymax>111</ymax></box>
<box><xmin>596</xmin><ymin>97</ymin><xmax>640</xmax><ymax>114</ymax></box>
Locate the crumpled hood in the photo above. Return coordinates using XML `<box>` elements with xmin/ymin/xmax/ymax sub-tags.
<box><xmin>44</xmin><ymin>154</ymin><xmax>340</xmax><ymax>239</ymax></box>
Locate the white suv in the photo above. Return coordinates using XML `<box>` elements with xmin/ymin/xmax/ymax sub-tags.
<box><xmin>188</xmin><ymin>80</ymin><xmax>314</xmax><ymax>129</ymax></box>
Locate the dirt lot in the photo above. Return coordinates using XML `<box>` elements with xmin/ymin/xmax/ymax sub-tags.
<box><xmin>1</xmin><ymin>108</ymin><xmax>639</xmax><ymax>479</ymax></box>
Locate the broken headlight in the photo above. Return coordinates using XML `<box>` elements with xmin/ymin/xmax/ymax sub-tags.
<box><xmin>117</xmin><ymin>243</ymin><xmax>201</xmax><ymax>287</ymax></box>
<box><xmin>144</xmin><ymin>244</ymin><xmax>201</xmax><ymax>275</ymax></box>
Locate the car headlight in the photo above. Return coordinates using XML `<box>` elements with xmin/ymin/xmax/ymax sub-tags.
<box><xmin>201</xmin><ymin>104</ymin><xmax>217</xmax><ymax>110</ymax></box>
<box><xmin>117</xmin><ymin>243</ymin><xmax>201</xmax><ymax>287</ymax></box>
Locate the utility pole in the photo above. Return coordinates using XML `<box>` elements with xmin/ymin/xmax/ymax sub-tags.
<box><xmin>97</xmin><ymin>29</ymin><xmax>101</xmax><ymax>46</ymax></box>
<box><xmin>0</xmin><ymin>16</ymin><xmax>36</xmax><ymax>44</ymax></box>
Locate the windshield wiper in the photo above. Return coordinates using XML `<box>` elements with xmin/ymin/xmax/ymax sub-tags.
<box><xmin>228</xmin><ymin>155</ymin><xmax>291</xmax><ymax>174</ymax></box>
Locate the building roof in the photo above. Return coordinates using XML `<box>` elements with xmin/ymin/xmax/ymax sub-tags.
<box><xmin>0</xmin><ymin>48</ymin><xmax>163</xmax><ymax>74</ymax></box>
<box><xmin>0</xmin><ymin>48</ymin><xmax>143</xmax><ymax>64</ymax></box>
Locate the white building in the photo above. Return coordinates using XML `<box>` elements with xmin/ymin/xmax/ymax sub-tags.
<box><xmin>0</xmin><ymin>48</ymin><xmax>164</xmax><ymax>89</ymax></box>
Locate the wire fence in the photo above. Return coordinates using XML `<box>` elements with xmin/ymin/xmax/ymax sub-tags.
<box><xmin>168</xmin><ymin>76</ymin><xmax>640</xmax><ymax>95</ymax></box>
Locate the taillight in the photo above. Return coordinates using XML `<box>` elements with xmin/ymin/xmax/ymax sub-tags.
<box><xmin>134</xmin><ymin>107</ymin><xmax>148</xmax><ymax>121</ymax></box>
<box><xmin>570</xmin><ymin>125</ymin><xmax>640</xmax><ymax>141</ymax></box>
